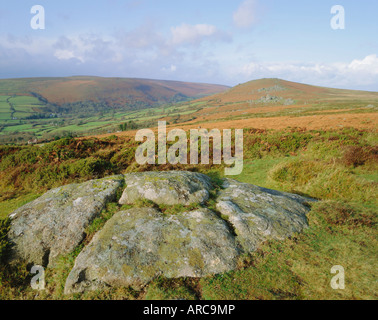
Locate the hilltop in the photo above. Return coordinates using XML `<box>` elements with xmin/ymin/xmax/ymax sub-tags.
<box><xmin>199</xmin><ymin>78</ymin><xmax>378</xmax><ymax>105</ymax></box>
<box><xmin>153</xmin><ymin>78</ymin><xmax>378</xmax><ymax>133</ymax></box>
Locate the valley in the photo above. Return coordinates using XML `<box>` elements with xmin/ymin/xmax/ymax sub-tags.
<box><xmin>0</xmin><ymin>76</ymin><xmax>229</xmax><ymax>143</ymax></box>
<box><xmin>0</xmin><ymin>77</ymin><xmax>377</xmax><ymax>144</ymax></box>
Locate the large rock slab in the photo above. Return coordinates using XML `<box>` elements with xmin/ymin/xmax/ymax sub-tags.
<box><xmin>216</xmin><ymin>179</ymin><xmax>313</xmax><ymax>252</ymax></box>
<box><xmin>7</xmin><ymin>175</ymin><xmax>124</xmax><ymax>267</ymax></box>
<box><xmin>119</xmin><ymin>171</ymin><xmax>212</xmax><ymax>206</ymax></box>
<box><xmin>64</xmin><ymin>208</ymin><xmax>239</xmax><ymax>294</ymax></box>
<box><xmin>5</xmin><ymin>170</ymin><xmax>315</xmax><ymax>295</ymax></box>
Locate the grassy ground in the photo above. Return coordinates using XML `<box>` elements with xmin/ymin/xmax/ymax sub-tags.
<box><xmin>0</xmin><ymin>97</ymin><xmax>198</xmax><ymax>143</ymax></box>
<box><xmin>0</xmin><ymin>127</ymin><xmax>376</xmax><ymax>300</ymax></box>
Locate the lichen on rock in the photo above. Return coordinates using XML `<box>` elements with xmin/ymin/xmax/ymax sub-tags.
<box><xmin>119</xmin><ymin>171</ymin><xmax>213</xmax><ymax>206</ymax></box>
<box><xmin>216</xmin><ymin>178</ymin><xmax>315</xmax><ymax>252</ymax></box>
<box><xmin>5</xmin><ymin>170</ymin><xmax>315</xmax><ymax>294</ymax></box>
<box><xmin>7</xmin><ymin>175</ymin><xmax>124</xmax><ymax>267</ymax></box>
<box><xmin>64</xmin><ymin>207</ymin><xmax>239</xmax><ymax>294</ymax></box>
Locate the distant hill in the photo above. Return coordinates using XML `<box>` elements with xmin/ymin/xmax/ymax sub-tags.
<box><xmin>154</xmin><ymin>78</ymin><xmax>378</xmax><ymax>132</ymax></box>
<box><xmin>0</xmin><ymin>76</ymin><xmax>229</xmax><ymax>106</ymax></box>
<box><xmin>197</xmin><ymin>78</ymin><xmax>378</xmax><ymax>105</ymax></box>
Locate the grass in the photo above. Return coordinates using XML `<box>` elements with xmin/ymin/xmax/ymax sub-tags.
<box><xmin>84</xmin><ymin>202</ymin><xmax>121</xmax><ymax>244</ymax></box>
<box><xmin>8</xmin><ymin>96</ymin><xmax>43</xmax><ymax>105</ymax></box>
<box><xmin>235</xmin><ymin>158</ymin><xmax>289</xmax><ymax>188</ymax></box>
<box><xmin>200</xmin><ymin>201</ymin><xmax>377</xmax><ymax>300</ymax></box>
<box><xmin>1</xmin><ymin>124</ymin><xmax>37</xmax><ymax>133</ymax></box>
<box><xmin>0</xmin><ymin>218</ymin><xmax>11</xmax><ymax>265</ymax></box>
<box><xmin>0</xmin><ymin>193</ymin><xmax>42</xmax><ymax>220</ymax></box>
<box><xmin>0</xmin><ymin>96</ymin><xmax>11</xmax><ymax>102</ymax></box>
<box><xmin>0</xmin><ymin>127</ymin><xmax>376</xmax><ymax>300</ymax></box>
<box><xmin>12</xmin><ymin>112</ymin><xmax>34</xmax><ymax>119</ymax></box>
<box><xmin>0</xmin><ymin>103</ymin><xmax>10</xmax><ymax>110</ymax></box>
<box><xmin>0</xmin><ymin>93</ymin><xmax>202</xmax><ymax>143</ymax></box>
<box><xmin>0</xmin><ymin>114</ymin><xmax>11</xmax><ymax>120</ymax></box>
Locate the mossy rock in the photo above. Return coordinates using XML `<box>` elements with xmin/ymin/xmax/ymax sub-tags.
<box><xmin>216</xmin><ymin>178</ymin><xmax>315</xmax><ymax>252</ymax></box>
<box><xmin>119</xmin><ymin>171</ymin><xmax>213</xmax><ymax>206</ymax></box>
<box><xmin>64</xmin><ymin>207</ymin><xmax>239</xmax><ymax>294</ymax></box>
<box><xmin>7</xmin><ymin>175</ymin><xmax>124</xmax><ymax>267</ymax></box>
<box><xmin>5</xmin><ymin>171</ymin><xmax>315</xmax><ymax>295</ymax></box>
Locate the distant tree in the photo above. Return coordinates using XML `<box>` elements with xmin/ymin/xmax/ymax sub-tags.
<box><xmin>119</xmin><ymin>120</ymin><xmax>138</xmax><ymax>132</ymax></box>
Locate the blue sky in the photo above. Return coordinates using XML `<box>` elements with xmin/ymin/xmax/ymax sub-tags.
<box><xmin>0</xmin><ymin>0</ymin><xmax>377</xmax><ymax>90</ymax></box>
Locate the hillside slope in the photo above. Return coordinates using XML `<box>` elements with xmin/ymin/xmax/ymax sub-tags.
<box><xmin>0</xmin><ymin>76</ymin><xmax>229</xmax><ymax>106</ymax></box>
<box><xmin>161</xmin><ymin>78</ymin><xmax>378</xmax><ymax>131</ymax></box>
<box><xmin>197</xmin><ymin>78</ymin><xmax>378</xmax><ymax>104</ymax></box>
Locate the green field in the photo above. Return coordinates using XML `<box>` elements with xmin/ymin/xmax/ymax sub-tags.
<box><xmin>0</xmin><ymin>94</ymin><xmax>49</xmax><ymax>129</ymax></box>
<box><xmin>0</xmin><ymin>96</ymin><xmax>10</xmax><ymax>102</ymax></box>
<box><xmin>0</xmin><ymin>114</ymin><xmax>11</xmax><ymax>120</ymax></box>
<box><xmin>0</xmin><ymin>92</ymin><xmax>201</xmax><ymax>144</ymax></box>
<box><xmin>8</xmin><ymin>96</ymin><xmax>43</xmax><ymax>106</ymax></box>
<box><xmin>0</xmin><ymin>102</ymin><xmax>10</xmax><ymax>108</ymax></box>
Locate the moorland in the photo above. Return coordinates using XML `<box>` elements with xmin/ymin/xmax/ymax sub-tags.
<box><xmin>0</xmin><ymin>77</ymin><xmax>376</xmax><ymax>300</ymax></box>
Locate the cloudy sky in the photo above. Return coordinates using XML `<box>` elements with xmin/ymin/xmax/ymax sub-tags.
<box><xmin>0</xmin><ymin>0</ymin><xmax>377</xmax><ymax>90</ymax></box>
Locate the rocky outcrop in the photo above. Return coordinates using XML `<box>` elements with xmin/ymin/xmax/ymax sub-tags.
<box><xmin>119</xmin><ymin>171</ymin><xmax>212</xmax><ymax>206</ymax></box>
<box><xmin>216</xmin><ymin>179</ymin><xmax>310</xmax><ymax>253</ymax></box>
<box><xmin>6</xmin><ymin>170</ymin><xmax>315</xmax><ymax>294</ymax></box>
<box><xmin>64</xmin><ymin>208</ymin><xmax>239</xmax><ymax>294</ymax></box>
<box><xmin>7</xmin><ymin>175</ymin><xmax>124</xmax><ymax>267</ymax></box>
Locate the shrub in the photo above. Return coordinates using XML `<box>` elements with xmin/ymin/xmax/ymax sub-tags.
<box><xmin>269</xmin><ymin>159</ymin><xmax>377</xmax><ymax>203</ymax></box>
<box><xmin>65</xmin><ymin>157</ymin><xmax>113</xmax><ymax>178</ymax></box>
<box><xmin>342</xmin><ymin>145</ymin><xmax>378</xmax><ymax>167</ymax></box>
<box><xmin>0</xmin><ymin>218</ymin><xmax>11</xmax><ymax>264</ymax></box>
<box><xmin>315</xmin><ymin>201</ymin><xmax>376</xmax><ymax>229</ymax></box>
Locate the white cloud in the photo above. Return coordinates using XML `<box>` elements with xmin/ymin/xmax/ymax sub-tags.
<box><xmin>1</xmin><ymin>34</ymin><xmax>53</xmax><ymax>55</ymax></box>
<box><xmin>347</xmin><ymin>54</ymin><xmax>378</xmax><ymax>74</ymax></box>
<box><xmin>170</xmin><ymin>23</ymin><xmax>218</xmax><ymax>45</ymax></box>
<box><xmin>52</xmin><ymin>35</ymin><xmax>121</xmax><ymax>64</ymax></box>
<box><xmin>54</xmin><ymin>49</ymin><xmax>77</xmax><ymax>61</ymax></box>
<box><xmin>234</xmin><ymin>54</ymin><xmax>378</xmax><ymax>89</ymax></box>
<box><xmin>162</xmin><ymin>64</ymin><xmax>177</xmax><ymax>73</ymax></box>
<box><xmin>233</xmin><ymin>0</ymin><xmax>258</xmax><ymax>28</ymax></box>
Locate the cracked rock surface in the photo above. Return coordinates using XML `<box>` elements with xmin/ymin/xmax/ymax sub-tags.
<box><xmin>64</xmin><ymin>207</ymin><xmax>239</xmax><ymax>294</ymax></box>
<box><xmin>119</xmin><ymin>171</ymin><xmax>212</xmax><ymax>206</ymax></box>
<box><xmin>216</xmin><ymin>178</ymin><xmax>311</xmax><ymax>253</ymax></box>
<box><xmin>6</xmin><ymin>171</ymin><xmax>315</xmax><ymax>293</ymax></box>
<box><xmin>7</xmin><ymin>175</ymin><xmax>124</xmax><ymax>267</ymax></box>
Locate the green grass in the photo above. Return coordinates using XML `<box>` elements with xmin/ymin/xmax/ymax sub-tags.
<box><xmin>0</xmin><ymin>95</ymin><xmax>200</xmax><ymax>143</ymax></box>
<box><xmin>0</xmin><ymin>102</ymin><xmax>10</xmax><ymax>109</ymax></box>
<box><xmin>234</xmin><ymin>158</ymin><xmax>290</xmax><ymax>188</ymax></box>
<box><xmin>8</xmin><ymin>96</ymin><xmax>44</xmax><ymax>106</ymax></box>
<box><xmin>12</xmin><ymin>112</ymin><xmax>34</xmax><ymax>119</ymax></box>
<box><xmin>0</xmin><ymin>96</ymin><xmax>11</xmax><ymax>102</ymax></box>
<box><xmin>1</xmin><ymin>124</ymin><xmax>36</xmax><ymax>133</ymax></box>
<box><xmin>0</xmin><ymin>113</ymin><xmax>11</xmax><ymax>120</ymax></box>
<box><xmin>0</xmin><ymin>218</ymin><xmax>11</xmax><ymax>264</ymax></box>
<box><xmin>0</xmin><ymin>193</ymin><xmax>42</xmax><ymax>220</ymax></box>
<box><xmin>15</xmin><ymin>106</ymin><xmax>42</xmax><ymax>112</ymax></box>
<box><xmin>202</xmin><ymin>201</ymin><xmax>377</xmax><ymax>300</ymax></box>
<box><xmin>84</xmin><ymin>200</ymin><xmax>123</xmax><ymax>243</ymax></box>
